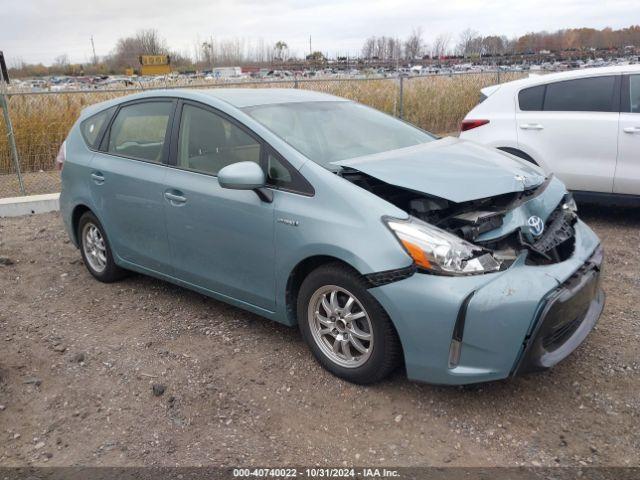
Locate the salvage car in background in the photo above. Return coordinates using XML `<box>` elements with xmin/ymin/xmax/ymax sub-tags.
<box><xmin>58</xmin><ymin>89</ymin><xmax>604</xmax><ymax>385</ymax></box>
<box><xmin>460</xmin><ymin>65</ymin><xmax>640</xmax><ymax>205</ymax></box>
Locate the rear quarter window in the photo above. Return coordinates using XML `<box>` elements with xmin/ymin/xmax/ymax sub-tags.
<box><xmin>518</xmin><ymin>85</ymin><xmax>545</xmax><ymax>111</ymax></box>
<box><xmin>80</xmin><ymin>107</ymin><xmax>115</xmax><ymax>149</ymax></box>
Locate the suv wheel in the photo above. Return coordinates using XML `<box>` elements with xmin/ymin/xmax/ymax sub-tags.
<box><xmin>297</xmin><ymin>263</ymin><xmax>402</xmax><ymax>384</ymax></box>
<box><xmin>78</xmin><ymin>211</ymin><xmax>127</xmax><ymax>283</ymax></box>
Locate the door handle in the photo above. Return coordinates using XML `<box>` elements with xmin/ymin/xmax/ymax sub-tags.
<box><xmin>623</xmin><ymin>126</ymin><xmax>640</xmax><ymax>134</ymax></box>
<box><xmin>519</xmin><ymin>123</ymin><xmax>544</xmax><ymax>130</ymax></box>
<box><xmin>164</xmin><ymin>191</ymin><xmax>187</xmax><ymax>205</ymax></box>
<box><xmin>90</xmin><ymin>172</ymin><xmax>105</xmax><ymax>184</ymax></box>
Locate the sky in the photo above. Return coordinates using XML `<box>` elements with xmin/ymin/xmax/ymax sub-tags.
<box><xmin>1</xmin><ymin>0</ymin><xmax>639</xmax><ymax>66</ymax></box>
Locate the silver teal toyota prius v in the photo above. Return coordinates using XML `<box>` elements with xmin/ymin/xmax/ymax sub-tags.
<box><xmin>58</xmin><ymin>88</ymin><xmax>605</xmax><ymax>385</ymax></box>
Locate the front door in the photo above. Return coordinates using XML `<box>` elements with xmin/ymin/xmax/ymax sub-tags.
<box><xmin>614</xmin><ymin>74</ymin><xmax>640</xmax><ymax>195</ymax></box>
<box><xmin>163</xmin><ymin>102</ymin><xmax>276</xmax><ymax>311</ymax></box>
<box><xmin>89</xmin><ymin>99</ymin><xmax>175</xmax><ymax>274</ymax></box>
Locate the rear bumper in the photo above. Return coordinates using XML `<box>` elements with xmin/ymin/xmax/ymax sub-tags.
<box><xmin>513</xmin><ymin>245</ymin><xmax>604</xmax><ymax>375</ymax></box>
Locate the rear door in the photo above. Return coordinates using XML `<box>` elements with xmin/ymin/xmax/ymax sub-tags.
<box><xmin>614</xmin><ymin>74</ymin><xmax>640</xmax><ymax>195</ymax></box>
<box><xmin>516</xmin><ymin>75</ymin><xmax>620</xmax><ymax>193</ymax></box>
<box><xmin>90</xmin><ymin>99</ymin><xmax>175</xmax><ymax>274</ymax></box>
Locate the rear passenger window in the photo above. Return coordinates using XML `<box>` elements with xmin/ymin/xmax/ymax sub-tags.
<box><xmin>107</xmin><ymin>102</ymin><xmax>173</xmax><ymax>162</ymax></box>
<box><xmin>518</xmin><ymin>85</ymin><xmax>545</xmax><ymax>111</ymax></box>
<box><xmin>80</xmin><ymin>107</ymin><xmax>114</xmax><ymax>149</ymax></box>
<box><xmin>543</xmin><ymin>76</ymin><xmax>616</xmax><ymax>112</ymax></box>
<box><xmin>177</xmin><ymin>104</ymin><xmax>261</xmax><ymax>175</ymax></box>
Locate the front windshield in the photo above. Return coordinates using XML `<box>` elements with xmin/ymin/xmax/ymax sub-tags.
<box><xmin>243</xmin><ymin>101</ymin><xmax>435</xmax><ymax>167</ymax></box>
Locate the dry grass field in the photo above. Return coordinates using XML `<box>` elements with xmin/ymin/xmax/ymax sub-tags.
<box><xmin>0</xmin><ymin>72</ymin><xmax>526</xmax><ymax>177</ymax></box>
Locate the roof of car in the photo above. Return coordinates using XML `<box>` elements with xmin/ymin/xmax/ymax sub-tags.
<box><xmin>80</xmin><ymin>87</ymin><xmax>346</xmax><ymax>119</ymax></box>
<box><xmin>499</xmin><ymin>64</ymin><xmax>640</xmax><ymax>91</ymax></box>
<box><xmin>184</xmin><ymin>88</ymin><xmax>345</xmax><ymax>108</ymax></box>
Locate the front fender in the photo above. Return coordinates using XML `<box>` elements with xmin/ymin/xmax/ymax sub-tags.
<box><xmin>271</xmin><ymin>162</ymin><xmax>413</xmax><ymax>325</ymax></box>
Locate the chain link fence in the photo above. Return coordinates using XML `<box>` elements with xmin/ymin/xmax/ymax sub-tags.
<box><xmin>0</xmin><ymin>71</ymin><xmax>526</xmax><ymax>199</ymax></box>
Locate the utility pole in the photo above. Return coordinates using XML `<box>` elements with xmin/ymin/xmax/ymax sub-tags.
<box><xmin>90</xmin><ymin>36</ymin><xmax>97</xmax><ymax>65</ymax></box>
<box><xmin>309</xmin><ymin>35</ymin><xmax>312</xmax><ymax>57</ymax></box>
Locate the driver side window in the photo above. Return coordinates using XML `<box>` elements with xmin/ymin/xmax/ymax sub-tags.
<box><xmin>177</xmin><ymin>104</ymin><xmax>261</xmax><ymax>175</ymax></box>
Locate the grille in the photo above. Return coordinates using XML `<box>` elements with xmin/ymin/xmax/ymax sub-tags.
<box><xmin>524</xmin><ymin>201</ymin><xmax>577</xmax><ymax>264</ymax></box>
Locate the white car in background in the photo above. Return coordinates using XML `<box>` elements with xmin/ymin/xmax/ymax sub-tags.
<box><xmin>460</xmin><ymin>65</ymin><xmax>640</xmax><ymax>205</ymax></box>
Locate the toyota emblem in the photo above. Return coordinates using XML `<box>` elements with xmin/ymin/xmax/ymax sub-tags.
<box><xmin>527</xmin><ymin>215</ymin><xmax>545</xmax><ymax>237</ymax></box>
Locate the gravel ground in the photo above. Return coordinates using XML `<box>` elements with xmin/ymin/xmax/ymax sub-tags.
<box><xmin>0</xmin><ymin>207</ymin><xmax>638</xmax><ymax>468</ymax></box>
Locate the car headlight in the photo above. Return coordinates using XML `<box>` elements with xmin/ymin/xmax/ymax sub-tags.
<box><xmin>385</xmin><ymin>216</ymin><xmax>502</xmax><ymax>275</ymax></box>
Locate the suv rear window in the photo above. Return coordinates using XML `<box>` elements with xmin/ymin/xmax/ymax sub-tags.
<box><xmin>80</xmin><ymin>107</ymin><xmax>115</xmax><ymax>149</ymax></box>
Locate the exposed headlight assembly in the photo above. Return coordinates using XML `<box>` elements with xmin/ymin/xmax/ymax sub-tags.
<box><xmin>562</xmin><ymin>194</ymin><xmax>578</xmax><ymax>214</ymax></box>
<box><xmin>385</xmin><ymin>216</ymin><xmax>502</xmax><ymax>275</ymax></box>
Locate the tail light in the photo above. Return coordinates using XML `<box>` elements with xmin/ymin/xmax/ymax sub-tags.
<box><xmin>55</xmin><ymin>141</ymin><xmax>66</xmax><ymax>171</ymax></box>
<box><xmin>460</xmin><ymin>119</ymin><xmax>489</xmax><ymax>132</ymax></box>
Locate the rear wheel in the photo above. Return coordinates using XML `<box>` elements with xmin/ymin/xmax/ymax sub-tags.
<box><xmin>297</xmin><ymin>263</ymin><xmax>402</xmax><ymax>384</ymax></box>
<box><xmin>77</xmin><ymin>211</ymin><xmax>127</xmax><ymax>283</ymax></box>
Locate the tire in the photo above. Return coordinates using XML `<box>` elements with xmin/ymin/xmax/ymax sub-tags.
<box><xmin>297</xmin><ymin>262</ymin><xmax>402</xmax><ymax>384</ymax></box>
<box><xmin>77</xmin><ymin>211</ymin><xmax>127</xmax><ymax>283</ymax></box>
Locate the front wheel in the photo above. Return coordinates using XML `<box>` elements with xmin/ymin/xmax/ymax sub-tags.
<box><xmin>297</xmin><ymin>263</ymin><xmax>402</xmax><ymax>384</ymax></box>
<box><xmin>77</xmin><ymin>211</ymin><xmax>127</xmax><ymax>283</ymax></box>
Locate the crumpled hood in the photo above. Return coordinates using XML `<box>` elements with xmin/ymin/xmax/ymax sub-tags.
<box><xmin>332</xmin><ymin>137</ymin><xmax>546</xmax><ymax>203</ymax></box>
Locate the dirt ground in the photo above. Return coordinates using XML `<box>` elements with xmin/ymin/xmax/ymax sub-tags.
<box><xmin>0</xmin><ymin>207</ymin><xmax>638</xmax><ymax>468</ymax></box>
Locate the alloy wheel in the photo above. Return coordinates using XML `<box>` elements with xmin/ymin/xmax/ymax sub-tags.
<box><xmin>82</xmin><ymin>222</ymin><xmax>107</xmax><ymax>273</ymax></box>
<box><xmin>307</xmin><ymin>285</ymin><xmax>374</xmax><ymax>368</ymax></box>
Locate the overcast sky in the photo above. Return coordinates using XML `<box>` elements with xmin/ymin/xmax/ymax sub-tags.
<box><xmin>2</xmin><ymin>0</ymin><xmax>639</xmax><ymax>65</ymax></box>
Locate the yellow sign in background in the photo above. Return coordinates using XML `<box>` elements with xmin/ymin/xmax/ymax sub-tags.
<box><xmin>140</xmin><ymin>55</ymin><xmax>170</xmax><ymax>66</ymax></box>
<box><xmin>138</xmin><ymin>55</ymin><xmax>171</xmax><ymax>75</ymax></box>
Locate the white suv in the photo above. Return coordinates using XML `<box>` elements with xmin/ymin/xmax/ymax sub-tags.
<box><xmin>460</xmin><ymin>65</ymin><xmax>640</xmax><ymax>204</ymax></box>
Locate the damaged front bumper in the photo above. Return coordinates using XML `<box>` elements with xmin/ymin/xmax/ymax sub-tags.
<box><xmin>512</xmin><ymin>245</ymin><xmax>604</xmax><ymax>375</ymax></box>
<box><xmin>369</xmin><ymin>219</ymin><xmax>603</xmax><ymax>385</ymax></box>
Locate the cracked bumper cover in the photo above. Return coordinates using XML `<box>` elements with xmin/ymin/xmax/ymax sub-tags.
<box><xmin>369</xmin><ymin>219</ymin><xmax>603</xmax><ymax>385</ymax></box>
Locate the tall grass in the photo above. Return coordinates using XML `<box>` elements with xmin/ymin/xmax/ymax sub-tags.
<box><xmin>0</xmin><ymin>72</ymin><xmax>526</xmax><ymax>174</ymax></box>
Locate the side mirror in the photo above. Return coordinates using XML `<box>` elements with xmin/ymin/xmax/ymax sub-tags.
<box><xmin>218</xmin><ymin>161</ymin><xmax>265</xmax><ymax>190</ymax></box>
<box><xmin>218</xmin><ymin>161</ymin><xmax>273</xmax><ymax>202</ymax></box>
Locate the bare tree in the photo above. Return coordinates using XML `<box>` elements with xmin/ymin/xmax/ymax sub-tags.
<box><xmin>361</xmin><ymin>36</ymin><xmax>376</xmax><ymax>59</ymax></box>
<box><xmin>482</xmin><ymin>35</ymin><xmax>506</xmax><ymax>56</ymax></box>
<box><xmin>136</xmin><ymin>29</ymin><xmax>167</xmax><ymax>55</ymax></box>
<box><xmin>390</xmin><ymin>37</ymin><xmax>402</xmax><ymax>60</ymax></box>
<box><xmin>201</xmin><ymin>41</ymin><xmax>214</xmax><ymax>68</ymax></box>
<box><xmin>274</xmin><ymin>41</ymin><xmax>289</xmax><ymax>63</ymax></box>
<box><xmin>456</xmin><ymin>28</ymin><xmax>480</xmax><ymax>57</ymax></box>
<box><xmin>53</xmin><ymin>54</ymin><xmax>70</xmax><ymax>69</ymax></box>
<box><xmin>107</xmin><ymin>29</ymin><xmax>168</xmax><ymax>70</ymax></box>
<box><xmin>404</xmin><ymin>27</ymin><xmax>424</xmax><ymax>60</ymax></box>
<box><xmin>432</xmin><ymin>33</ymin><xmax>452</xmax><ymax>59</ymax></box>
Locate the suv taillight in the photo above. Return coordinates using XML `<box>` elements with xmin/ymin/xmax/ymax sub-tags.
<box><xmin>55</xmin><ymin>141</ymin><xmax>66</xmax><ymax>171</ymax></box>
<box><xmin>460</xmin><ymin>119</ymin><xmax>489</xmax><ymax>132</ymax></box>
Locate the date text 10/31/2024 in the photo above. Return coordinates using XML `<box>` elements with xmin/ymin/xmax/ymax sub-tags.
<box><xmin>232</xmin><ymin>468</ymin><xmax>401</xmax><ymax>478</ymax></box>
